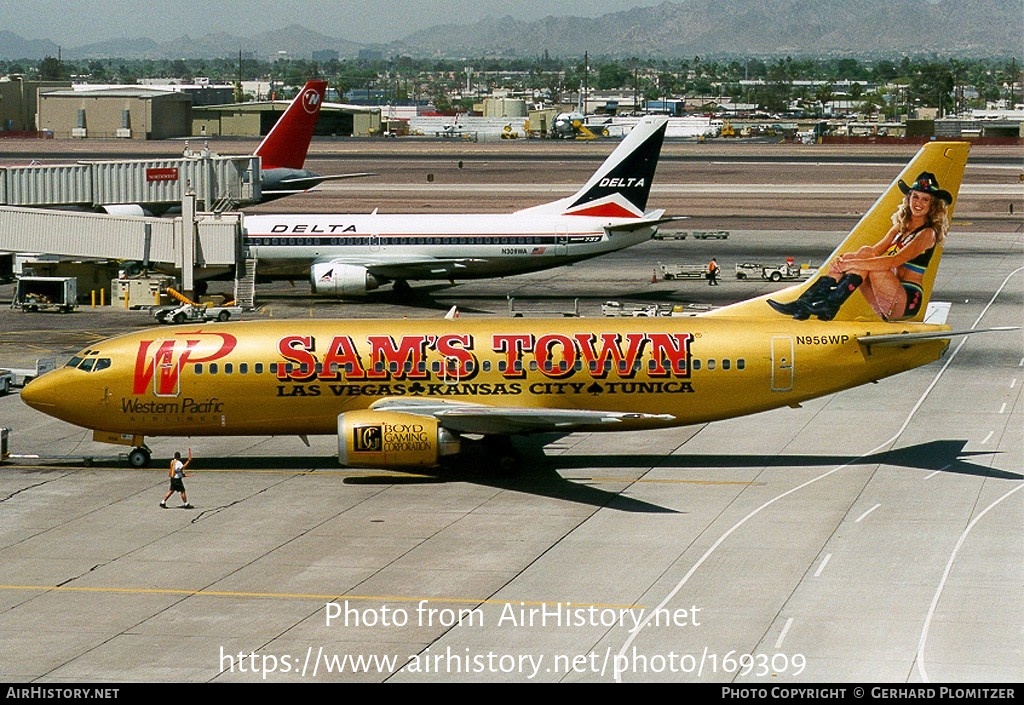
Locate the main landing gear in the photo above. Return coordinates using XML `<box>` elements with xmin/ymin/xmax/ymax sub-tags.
<box><xmin>128</xmin><ymin>446</ymin><xmax>152</xmax><ymax>468</ymax></box>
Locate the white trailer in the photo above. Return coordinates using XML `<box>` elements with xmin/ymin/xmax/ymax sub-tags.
<box><xmin>658</xmin><ymin>262</ymin><xmax>708</xmax><ymax>280</ymax></box>
<box><xmin>11</xmin><ymin>276</ymin><xmax>77</xmax><ymax>312</ymax></box>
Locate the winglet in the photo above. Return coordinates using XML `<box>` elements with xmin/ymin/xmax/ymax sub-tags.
<box><xmin>515</xmin><ymin>116</ymin><xmax>669</xmax><ymax>218</ymax></box>
<box><xmin>254</xmin><ymin>80</ymin><xmax>328</xmax><ymax>171</ymax></box>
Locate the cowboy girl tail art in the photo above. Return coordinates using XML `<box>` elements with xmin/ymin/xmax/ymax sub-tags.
<box><xmin>747</xmin><ymin>141</ymin><xmax>969</xmax><ymax>324</ymax></box>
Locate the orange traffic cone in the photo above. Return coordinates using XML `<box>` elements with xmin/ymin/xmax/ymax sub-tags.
<box><xmin>651</xmin><ymin>268</ymin><xmax>658</xmax><ymax>283</ymax></box>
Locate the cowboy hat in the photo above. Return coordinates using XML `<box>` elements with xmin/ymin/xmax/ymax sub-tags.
<box><xmin>898</xmin><ymin>171</ymin><xmax>953</xmax><ymax>204</ymax></box>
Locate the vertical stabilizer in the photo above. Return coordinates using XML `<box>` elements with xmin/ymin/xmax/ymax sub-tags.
<box><xmin>708</xmin><ymin>141</ymin><xmax>970</xmax><ymax>323</ymax></box>
<box><xmin>254</xmin><ymin>80</ymin><xmax>328</xmax><ymax>171</ymax></box>
<box><xmin>515</xmin><ymin>115</ymin><xmax>669</xmax><ymax>218</ymax></box>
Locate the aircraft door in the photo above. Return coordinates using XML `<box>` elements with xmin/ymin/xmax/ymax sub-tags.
<box><xmin>556</xmin><ymin>226</ymin><xmax>569</xmax><ymax>257</ymax></box>
<box><xmin>771</xmin><ymin>336</ymin><xmax>794</xmax><ymax>392</ymax></box>
<box><xmin>152</xmin><ymin>342</ymin><xmax>182</xmax><ymax>398</ymax></box>
<box><xmin>440</xmin><ymin>355</ymin><xmax>461</xmax><ymax>385</ymax></box>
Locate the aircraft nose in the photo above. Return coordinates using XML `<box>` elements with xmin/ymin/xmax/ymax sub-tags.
<box><xmin>20</xmin><ymin>369</ymin><xmax>64</xmax><ymax>413</ymax></box>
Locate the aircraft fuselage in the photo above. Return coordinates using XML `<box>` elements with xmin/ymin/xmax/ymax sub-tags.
<box><xmin>22</xmin><ymin>317</ymin><xmax>950</xmax><ymax>440</ymax></box>
<box><xmin>243</xmin><ymin>213</ymin><xmax>658</xmax><ymax>280</ymax></box>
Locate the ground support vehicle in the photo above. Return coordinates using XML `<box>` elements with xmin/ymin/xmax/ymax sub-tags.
<box><xmin>658</xmin><ymin>262</ymin><xmax>708</xmax><ymax>280</ymax></box>
<box><xmin>653</xmin><ymin>230</ymin><xmax>730</xmax><ymax>241</ymax></box>
<box><xmin>0</xmin><ymin>359</ymin><xmax>56</xmax><ymax>395</ymax></box>
<box><xmin>601</xmin><ymin>301</ymin><xmax>700</xmax><ymax>317</ymax></box>
<box><xmin>11</xmin><ymin>276</ymin><xmax>77</xmax><ymax>312</ymax></box>
<box><xmin>735</xmin><ymin>261</ymin><xmax>808</xmax><ymax>282</ymax></box>
<box><xmin>153</xmin><ymin>302</ymin><xmax>243</xmax><ymax>324</ymax></box>
<box><xmin>152</xmin><ymin>287</ymin><xmax>243</xmax><ymax>324</ymax></box>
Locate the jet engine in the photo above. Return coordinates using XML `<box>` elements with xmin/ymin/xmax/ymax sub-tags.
<box><xmin>337</xmin><ymin>410</ymin><xmax>461</xmax><ymax>468</ymax></box>
<box><xmin>310</xmin><ymin>261</ymin><xmax>381</xmax><ymax>296</ymax></box>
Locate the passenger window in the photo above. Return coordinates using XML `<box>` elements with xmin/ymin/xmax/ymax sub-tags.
<box><xmin>722</xmin><ymin>359</ymin><xmax>731</xmax><ymax>370</ymax></box>
<box><xmin>707</xmin><ymin>359</ymin><xmax>716</xmax><ymax>370</ymax></box>
<box><xmin>737</xmin><ymin>359</ymin><xmax>746</xmax><ymax>370</ymax></box>
<box><xmin>255</xmin><ymin>363</ymin><xmax>264</xmax><ymax>374</ymax></box>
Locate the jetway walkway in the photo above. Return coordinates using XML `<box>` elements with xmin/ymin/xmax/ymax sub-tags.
<box><xmin>0</xmin><ymin>151</ymin><xmax>261</xmax><ymax>213</ymax></box>
<box><xmin>0</xmin><ymin>197</ymin><xmax>243</xmax><ymax>297</ymax></box>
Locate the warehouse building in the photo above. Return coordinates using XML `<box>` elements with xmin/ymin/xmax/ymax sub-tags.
<box><xmin>38</xmin><ymin>87</ymin><xmax>192</xmax><ymax>140</ymax></box>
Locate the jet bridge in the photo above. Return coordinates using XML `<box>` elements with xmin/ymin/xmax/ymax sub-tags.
<box><xmin>0</xmin><ymin>150</ymin><xmax>260</xmax><ymax>213</ymax></box>
<box><xmin>0</xmin><ymin>195</ymin><xmax>243</xmax><ymax>300</ymax></box>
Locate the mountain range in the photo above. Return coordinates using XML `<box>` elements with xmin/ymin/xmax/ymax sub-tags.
<box><xmin>1</xmin><ymin>0</ymin><xmax>1019</xmax><ymax>61</ymax></box>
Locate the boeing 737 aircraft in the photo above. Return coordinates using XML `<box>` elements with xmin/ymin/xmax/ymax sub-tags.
<box><xmin>23</xmin><ymin>141</ymin><xmax>1005</xmax><ymax>471</ymax></box>
<box><xmin>241</xmin><ymin>115</ymin><xmax>672</xmax><ymax>296</ymax></box>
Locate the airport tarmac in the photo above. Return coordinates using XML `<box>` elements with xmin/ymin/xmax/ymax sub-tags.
<box><xmin>0</xmin><ymin>142</ymin><xmax>1022</xmax><ymax>683</ymax></box>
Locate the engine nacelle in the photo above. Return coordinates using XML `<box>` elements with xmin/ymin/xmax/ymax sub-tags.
<box><xmin>338</xmin><ymin>410</ymin><xmax>460</xmax><ymax>468</ymax></box>
<box><xmin>310</xmin><ymin>261</ymin><xmax>380</xmax><ymax>296</ymax></box>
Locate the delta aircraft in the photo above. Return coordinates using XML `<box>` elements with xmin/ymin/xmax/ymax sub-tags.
<box><xmin>251</xmin><ymin>79</ymin><xmax>373</xmax><ymax>201</ymax></box>
<box><xmin>23</xmin><ymin>141</ymin><xmax>1007</xmax><ymax>471</ymax></box>
<box><xmin>240</xmin><ymin>115</ymin><xmax>672</xmax><ymax>296</ymax></box>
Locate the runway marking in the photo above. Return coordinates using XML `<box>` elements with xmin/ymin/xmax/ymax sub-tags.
<box><xmin>0</xmin><ymin>583</ymin><xmax>640</xmax><ymax>611</ymax></box>
<box><xmin>924</xmin><ymin>464</ymin><xmax>951</xmax><ymax>480</ymax></box>
<box><xmin>855</xmin><ymin>504</ymin><xmax>881</xmax><ymax>523</ymax></box>
<box><xmin>614</xmin><ymin>264</ymin><xmax>1024</xmax><ymax>683</ymax></box>
<box><xmin>569</xmin><ymin>477</ymin><xmax>760</xmax><ymax>486</ymax></box>
<box><xmin>916</xmin><ymin>482</ymin><xmax>1024</xmax><ymax>683</ymax></box>
<box><xmin>775</xmin><ymin>618</ymin><xmax>794</xmax><ymax>649</ymax></box>
<box><xmin>999</xmin><ymin>402</ymin><xmax>1007</xmax><ymax>414</ymax></box>
<box><xmin>813</xmin><ymin>554</ymin><xmax>831</xmax><ymax>578</ymax></box>
<box><xmin>981</xmin><ymin>431</ymin><xmax>994</xmax><ymax>444</ymax></box>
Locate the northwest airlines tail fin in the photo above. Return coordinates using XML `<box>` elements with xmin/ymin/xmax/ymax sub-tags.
<box><xmin>709</xmin><ymin>141</ymin><xmax>970</xmax><ymax>323</ymax></box>
<box><xmin>254</xmin><ymin>80</ymin><xmax>327</xmax><ymax>171</ymax></box>
<box><xmin>515</xmin><ymin>115</ymin><xmax>669</xmax><ymax>218</ymax></box>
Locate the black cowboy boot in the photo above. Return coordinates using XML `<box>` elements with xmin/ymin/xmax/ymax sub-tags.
<box><xmin>767</xmin><ymin>276</ymin><xmax>837</xmax><ymax>317</ymax></box>
<box><xmin>799</xmin><ymin>273</ymin><xmax>863</xmax><ymax>321</ymax></box>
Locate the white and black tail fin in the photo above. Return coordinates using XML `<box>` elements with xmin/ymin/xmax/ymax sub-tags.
<box><xmin>707</xmin><ymin>141</ymin><xmax>970</xmax><ymax>323</ymax></box>
<box><xmin>515</xmin><ymin>115</ymin><xmax>669</xmax><ymax>218</ymax></box>
<box><xmin>254</xmin><ymin>80</ymin><xmax>327</xmax><ymax>171</ymax></box>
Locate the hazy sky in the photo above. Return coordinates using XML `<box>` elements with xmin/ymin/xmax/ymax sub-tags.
<box><xmin>2</xmin><ymin>0</ymin><xmax>671</xmax><ymax>46</ymax></box>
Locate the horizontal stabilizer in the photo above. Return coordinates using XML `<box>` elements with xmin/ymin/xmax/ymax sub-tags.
<box><xmin>276</xmin><ymin>172</ymin><xmax>377</xmax><ymax>189</ymax></box>
<box><xmin>857</xmin><ymin>326</ymin><xmax>1019</xmax><ymax>348</ymax></box>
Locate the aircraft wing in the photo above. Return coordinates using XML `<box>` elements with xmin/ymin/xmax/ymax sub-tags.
<box><xmin>316</xmin><ymin>255</ymin><xmax>491</xmax><ymax>280</ymax></box>
<box><xmin>362</xmin><ymin>257</ymin><xmax>487</xmax><ymax>280</ymax></box>
<box><xmin>370</xmin><ymin>398</ymin><xmax>674</xmax><ymax>435</ymax></box>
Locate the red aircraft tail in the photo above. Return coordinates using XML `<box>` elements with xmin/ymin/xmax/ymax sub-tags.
<box><xmin>254</xmin><ymin>80</ymin><xmax>327</xmax><ymax>171</ymax></box>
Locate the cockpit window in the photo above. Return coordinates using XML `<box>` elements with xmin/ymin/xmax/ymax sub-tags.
<box><xmin>66</xmin><ymin>354</ymin><xmax>111</xmax><ymax>373</ymax></box>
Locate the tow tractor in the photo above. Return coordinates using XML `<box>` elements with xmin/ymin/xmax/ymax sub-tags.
<box><xmin>735</xmin><ymin>259</ymin><xmax>809</xmax><ymax>282</ymax></box>
<box><xmin>153</xmin><ymin>288</ymin><xmax>243</xmax><ymax>324</ymax></box>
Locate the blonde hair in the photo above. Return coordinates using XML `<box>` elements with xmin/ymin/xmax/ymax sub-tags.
<box><xmin>892</xmin><ymin>194</ymin><xmax>949</xmax><ymax>244</ymax></box>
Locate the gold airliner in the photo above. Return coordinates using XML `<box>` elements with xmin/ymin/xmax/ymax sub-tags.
<box><xmin>22</xmin><ymin>141</ymin><xmax>1002</xmax><ymax>471</ymax></box>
